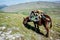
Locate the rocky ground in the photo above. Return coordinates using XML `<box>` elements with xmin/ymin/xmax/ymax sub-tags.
<box><xmin>0</xmin><ymin>24</ymin><xmax>60</xmax><ymax>40</ymax></box>
<box><xmin>0</xmin><ymin>26</ymin><xmax>24</xmax><ymax>40</ymax></box>
<box><xmin>0</xmin><ymin>13</ymin><xmax>60</xmax><ymax>40</ymax></box>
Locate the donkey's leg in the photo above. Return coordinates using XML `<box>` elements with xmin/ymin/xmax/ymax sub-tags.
<box><xmin>34</xmin><ymin>22</ymin><xmax>38</xmax><ymax>32</ymax></box>
<box><xmin>23</xmin><ymin>20</ymin><xmax>27</xmax><ymax>24</ymax></box>
<box><xmin>37</xmin><ymin>24</ymin><xmax>39</xmax><ymax>29</ymax></box>
<box><xmin>34</xmin><ymin>22</ymin><xmax>37</xmax><ymax>28</ymax></box>
<box><xmin>23</xmin><ymin>19</ymin><xmax>30</xmax><ymax>24</ymax></box>
<box><xmin>43</xmin><ymin>23</ymin><xmax>49</xmax><ymax>37</ymax></box>
<box><xmin>36</xmin><ymin>24</ymin><xmax>40</xmax><ymax>33</ymax></box>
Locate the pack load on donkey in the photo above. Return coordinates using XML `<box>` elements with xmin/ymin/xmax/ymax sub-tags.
<box><xmin>29</xmin><ymin>10</ymin><xmax>49</xmax><ymax>22</ymax></box>
<box><xmin>23</xmin><ymin>10</ymin><xmax>52</xmax><ymax>37</ymax></box>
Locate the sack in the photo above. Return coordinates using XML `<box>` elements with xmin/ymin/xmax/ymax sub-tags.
<box><xmin>30</xmin><ymin>16</ymin><xmax>39</xmax><ymax>22</ymax></box>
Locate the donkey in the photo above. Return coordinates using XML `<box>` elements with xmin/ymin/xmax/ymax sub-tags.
<box><xmin>23</xmin><ymin>11</ymin><xmax>52</xmax><ymax>37</ymax></box>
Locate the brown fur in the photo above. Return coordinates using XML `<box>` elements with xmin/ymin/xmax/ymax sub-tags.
<box><xmin>23</xmin><ymin>14</ymin><xmax>52</xmax><ymax>37</ymax></box>
<box><xmin>23</xmin><ymin>10</ymin><xmax>52</xmax><ymax>37</ymax></box>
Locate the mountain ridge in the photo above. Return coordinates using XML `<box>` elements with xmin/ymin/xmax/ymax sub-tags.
<box><xmin>2</xmin><ymin>1</ymin><xmax>60</xmax><ymax>12</ymax></box>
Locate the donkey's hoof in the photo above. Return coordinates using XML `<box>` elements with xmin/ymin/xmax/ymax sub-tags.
<box><xmin>45</xmin><ymin>34</ymin><xmax>49</xmax><ymax>37</ymax></box>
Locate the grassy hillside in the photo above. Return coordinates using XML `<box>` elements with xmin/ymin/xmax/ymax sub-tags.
<box><xmin>0</xmin><ymin>1</ymin><xmax>60</xmax><ymax>40</ymax></box>
<box><xmin>0</xmin><ymin>7</ymin><xmax>60</xmax><ymax>40</ymax></box>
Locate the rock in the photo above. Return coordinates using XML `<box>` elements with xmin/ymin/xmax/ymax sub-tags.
<box><xmin>50</xmin><ymin>30</ymin><xmax>55</xmax><ymax>33</ymax></box>
<box><xmin>6</xmin><ymin>30</ymin><xmax>12</xmax><ymax>35</ymax></box>
<box><xmin>7</xmin><ymin>27</ymin><xmax>20</xmax><ymax>31</ymax></box>
<box><xmin>5</xmin><ymin>33</ymin><xmax>24</xmax><ymax>40</ymax></box>
<box><xmin>0</xmin><ymin>31</ymin><xmax>2</xmax><ymax>34</ymax></box>
<box><xmin>6</xmin><ymin>35</ymin><xmax>13</xmax><ymax>40</ymax></box>
<box><xmin>50</xmin><ymin>37</ymin><xmax>53</xmax><ymax>40</ymax></box>
<box><xmin>0</xmin><ymin>26</ymin><xmax>24</xmax><ymax>40</ymax></box>
<box><xmin>0</xmin><ymin>36</ymin><xmax>6</xmax><ymax>40</ymax></box>
<box><xmin>56</xmin><ymin>39</ymin><xmax>60</xmax><ymax>40</ymax></box>
<box><xmin>1</xmin><ymin>33</ymin><xmax>5</xmax><ymax>37</ymax></box>
<box><xmin>0</xmin><ymin>26</ymin><xmax>6</xmax><ymax>30</ymax></box>
<box><xmin>14</xmin><ymin>33</ymin><xmax>24</xmax><ymax>40</ymax></box>
<box><xmin>12</xmin><ymin>27</ymin><xmax>20</xmax><ymax>30</ymax></box>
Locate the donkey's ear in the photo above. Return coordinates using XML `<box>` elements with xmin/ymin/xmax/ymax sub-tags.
<box><xmin>31</xmin><ymin>11</ymin><xmax>34</xmax><ymax>13</ymax></box>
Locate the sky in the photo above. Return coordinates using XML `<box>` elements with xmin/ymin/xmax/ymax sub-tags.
<box><xmin>0</xmin><ymin>0</ymin><xmax>60</xmax><ymax>6</ymax></box>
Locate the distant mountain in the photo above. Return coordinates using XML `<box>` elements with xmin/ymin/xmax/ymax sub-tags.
<box><xmin>2</xmin><ymin>1</ymin><xmax>60</xmax><ymax>12</ymax></box>
<box><xmin>0</xmin><ymin>5</ymin><xmax>7</xmax><ymax>9</ymax></box>
<box><xmin>54</xmin><ymin>1</ymin><xmax>60</xmax><ymax>3</ymax></box>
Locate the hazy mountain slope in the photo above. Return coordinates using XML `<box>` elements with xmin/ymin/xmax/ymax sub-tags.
<box><xmin>0</xmin><ymin>5</ymin><xmax>7</xmax><ymax>9</ymax></box>
<box><xmin>2</xmin><ymin>1</ymin><xmax>60</xmax><ymax>12</ymax></box>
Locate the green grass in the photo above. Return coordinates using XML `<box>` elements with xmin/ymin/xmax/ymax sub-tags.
<box><xmin>0</xmin><ymin>8</ymin><xmax>60</xmax><ymax>40</ymax></box>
